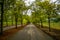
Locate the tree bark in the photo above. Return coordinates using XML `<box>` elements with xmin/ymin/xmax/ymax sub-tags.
<box><xmin>0</xmin><ymin>0</ymin><xmax>4</xmax><ymax>34</ymax></box>
<box><xmin>15</xmin><ymin>14</ymin><xmax>18</xmax><ymax>29</ymax></box>
<box><xmin>20</xmin><ymin>11</ymin><xmax>23</xmax><ymax>26</ymax></box>
<box><xmin>11</xmin><ymin>16</ymin><xmax>13</xmax><ymax>26</ymax></box>
<box><xmin>48</xmin><ymin>16</ymin><xmax>51</xmax><ymax>32</ymax></box>
<box><xmin>21</xmin><ymin>15</ymin><xmax>23</xmax><ymax>26</ymax></box>
<box><xmin>40</xmin><ymin>19</ymin><xmax>43</xmax><ymax>28</ymax></box>
<box><xmin>40</xmin><ymin>17</ymin><xmax>43</xmax><ymax>28</ymax></box>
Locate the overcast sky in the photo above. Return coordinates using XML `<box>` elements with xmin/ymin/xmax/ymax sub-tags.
<box><xmin>24</xmin><ymin>0</ymin><xmax>57</xmax><ymax>6</ymax></box>
<box><xmin>24</xmin><ymin>0</ymin><xmax>57</xmax><ymax>16</ymax></box>
<box><xmin>24</xmin><ymin>0</ymin><xmax>35</xmax><ymax>6</ymax></box>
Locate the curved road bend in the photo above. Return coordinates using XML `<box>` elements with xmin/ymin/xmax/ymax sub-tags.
<box><xmin>7</xmin><ymin>24</ymin><xmax>54</xmax><ymax>40</ymax></box>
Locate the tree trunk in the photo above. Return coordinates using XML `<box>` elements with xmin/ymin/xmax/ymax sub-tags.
<box><xmin>11</xmin><ymin>16</ymin><xmax>13</xmax><ymax>26</ymax></box>
<box><xmin>0</xmin><ymin>1</ymin><xmax>4</xmax><ymax>34</ymax></box>
<box><xmin>15</xmin><ymin>14</ymin><xmax>18</xmax><ymax>29</ymax></box>
<box><xmin>21</xmin><ymin>15</ymin><xmax>23</xmax><ymax>26</ymax></box>
<box><xmin>48</xmin><ymin>16</ymin><xmax>51</xmax><ymax>32</ymax></box>
<box><xmin>40</xmin><ymin>17</ymin><xmax>43</xmax><ymax>28</ymax></box>
<box><xmin>40</xmin><ymin>19</ymin><xmax>43</xmax><ymax>28</ymax></box>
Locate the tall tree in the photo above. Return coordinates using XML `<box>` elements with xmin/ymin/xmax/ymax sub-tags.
<box><xmin>0</xmin><ymin>0</ymin><xmax>4</xmax><ymax>34</ymax></box>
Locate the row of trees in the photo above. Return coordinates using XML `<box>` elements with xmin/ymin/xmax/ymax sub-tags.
<box><xmin>0</xmin><ymin>0</ymin><xmax>60</xmax><ymax>34</ymax></box>
<box><xmin>0</xmin><ymin>0</ymin><xmax>30</xmax><ymax>34</ymax></box>
<box><xmin>31</xmin><ymin>0</ymin><xmax>60</xmax><ymax>31</ymax></box>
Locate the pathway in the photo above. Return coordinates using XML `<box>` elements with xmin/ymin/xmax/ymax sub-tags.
<box><xmin>7</xmin><ymin>24</ymin><xmax>53</xmax><ymax>40</ymax></box>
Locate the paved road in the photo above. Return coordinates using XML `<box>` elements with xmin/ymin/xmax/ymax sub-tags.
<box><xmin>7</xmin><ymin>24</ymin><xmax>53</xmax><ymax>40</ymax></box>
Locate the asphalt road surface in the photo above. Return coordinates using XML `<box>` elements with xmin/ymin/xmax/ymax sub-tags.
<box><xmin>7</xmin><ymin>24</ymin><xmax>54</xmax><ymax>40</ymax></box>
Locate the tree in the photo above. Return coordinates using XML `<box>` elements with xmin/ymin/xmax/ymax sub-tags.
<box><xmin>0</xmin><ymin>0</ymin><xmax>4</xmax><ymax>34</ymax></box>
